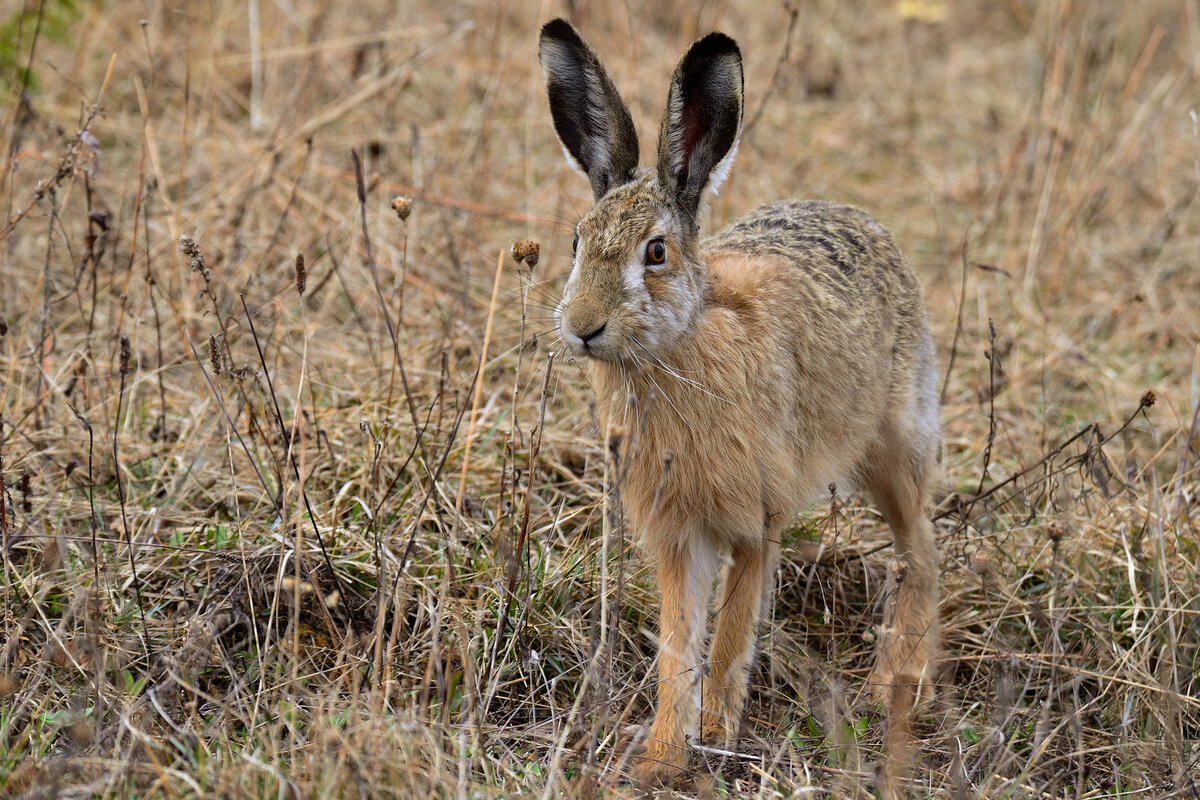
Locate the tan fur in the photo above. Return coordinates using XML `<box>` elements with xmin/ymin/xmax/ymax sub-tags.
<box><xmin>539</xmin><ymin>21</ymin><xmax>940</xmax><ymax>790</ymax></box>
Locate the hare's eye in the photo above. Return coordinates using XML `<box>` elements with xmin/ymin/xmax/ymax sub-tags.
<box><xmin>645</xmin><ymin>239</ymin><xmax>666</xmax><ymax>266</ymax></box>
<box><xmin>572</xmin><ymin>234</ymin><xmax>579</xmax><ymax>255</ymax></box>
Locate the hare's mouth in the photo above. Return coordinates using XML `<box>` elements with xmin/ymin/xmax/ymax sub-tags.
<box><xmin>560</xmin><ymin>333</ymin><xmax>608</xmax><ymax>359</ymax></box>
<box><xmin>559</xmin><ymin>321</ymin><xmax>623</xmax><ymax>362</ymax></box>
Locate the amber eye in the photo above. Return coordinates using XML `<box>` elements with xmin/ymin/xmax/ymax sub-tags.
<box><xmin>645</xmin><ymin>239</ymin><xmax>666</xmax><ymax>265</ymax></box>
<box><xmin>572</xmin><ymin>234</ymin><xmax>579</xmax><ymax>255</ymax></box>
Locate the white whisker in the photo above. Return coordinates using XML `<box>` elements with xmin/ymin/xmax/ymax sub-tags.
<box><xmin>632</xmin><ymin>338</ymin><xmax>731</xmax><ymax>404</ymax></box>
<box><xmin>629</xmin><ymin>349</ymin><xmax>694</xmax><ymax>433</ymax></box>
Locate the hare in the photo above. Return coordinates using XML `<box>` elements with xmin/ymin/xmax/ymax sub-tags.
<box><xmin>538</xmin><ymin>19</ymin><xmax>940</xmax><ymax>787</ymax></box>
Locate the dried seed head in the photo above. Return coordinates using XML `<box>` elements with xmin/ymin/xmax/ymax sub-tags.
<box><xmin>606</xmin><ymin>424</ymin><xmax>627</xmax><ymax>460</ymax></box>
<box><xmin>180</xmin><ymin>233</ymin><xmax>211</xmax><ymax>280</ymax></box>
<box><xmin>510</xmin><ymin>239</ymin><xmax>542</xmax><ymax>268</ymax></box>
<box><xmin>18</xmin><ymin>472</ymin><xmax>32</xmax><ymax>512</ymax></box>
<box><xmin>1046</xmin><ymin>520</ymin><xmax>1065</xmax><ymax>543</ymax></box>
<box><xmin>208</xmin><ymin>334</ymin><xmax>222</xmax><ymax>375</ymax></box>
<box><xmin>1140</xmin><ymin>390</ymin><xmax>1156</xmax><ymax>408</ymax></box>
<box><xmin>888</xmin><ymin>559</ymin><xmax>909</xmax><ymax>585</ymax></box>
<box><xmin>510</xmin><ymin>239</ymin><xmax>527</xmax><ymax>263</ymax></box>
<box><xmin>391</xmin><ymin>196</ymin><xmax>412</xmax><ymax>221</ymax></box>
<box><xmin>294</xmin><ymin>251</ymin><xmax>306</xmax><ymax>296</ymax></box>
<box><xmin>522</xmin><ymin>239</ymin><xmax>539</xmax><ymax>268</ymax></box>
<box><xmin>119</xmin><ymin>336</ymin><xmax>131</xmax><ymax>376</ymax></box>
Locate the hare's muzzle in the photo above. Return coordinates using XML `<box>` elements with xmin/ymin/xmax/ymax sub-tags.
<box><xmin>561</xmin><ymin>298</ymin><xmax>611</xmax><ymax>356</ymax></box>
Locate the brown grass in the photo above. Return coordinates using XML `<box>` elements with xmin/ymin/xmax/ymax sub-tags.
<box><xmin>1</xmin><ymin>1</ymin><xmax>1198</xmax><ymax>797</ymax></box>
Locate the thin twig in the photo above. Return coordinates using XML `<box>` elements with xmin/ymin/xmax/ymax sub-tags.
<box><xmin>66</xmin><ymin>403</ymin><xmax>101</xmax><ymax>589</ymax></box>
<box><xmin>112</xmin><ymin>335</ymin><xmax>150</xmax><ymax>659</ymax></box>
<box><xmin>482</xmin><ymin>353</ymin><xmax>555</xmax><ymax>715</ymax></box>
<box><xmin>940</xmin><ymin>228</ymin><xmax>972</xmax><ymax>405</ymax></box>
<box><xmin>742</xmin><ymin>1</ymin><xmax>801</xmax><ymax>139</ymax></box>
<box><xmin>977</xmin><ymin>318</ymin><xmax>999</xmax><ymax>495</ymax></box>
<box><xmin>351</xmin><ymin>149</ymin><xmax>430</xmax><ymax>473</ymax></box>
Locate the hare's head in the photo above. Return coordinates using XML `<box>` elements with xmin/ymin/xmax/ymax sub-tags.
<box><xmin>539</xmin><ymin>19</ymin><xmax>743</xmax><ymax>361</ymax></box>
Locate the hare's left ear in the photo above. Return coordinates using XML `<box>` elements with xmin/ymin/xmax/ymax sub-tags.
<box><xmin>656</xmin><ymin>32</ymin><xmax>743</xmax><ymax>225</ymax></box>
<box><xmin>539</xmin><ymin>19</ymin><xmax>640</xmax><ymax>200</ymax></box>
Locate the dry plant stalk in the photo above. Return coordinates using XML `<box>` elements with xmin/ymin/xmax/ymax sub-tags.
<box><xmin>453</xmin><ymin>248</ymin><xmax>505</xmax><ymax>515</ymax></box>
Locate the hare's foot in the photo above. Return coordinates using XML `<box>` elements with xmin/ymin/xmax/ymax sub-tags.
<box><xmin>868</xmin><ymin>621</ymin><xmax>933</xmax><ymax>709</ymax></box>
<box><xmin>630</xmin><ymin>735</ymin><xmax>688</xmax><ymax>787</ymax></box>
<box><xmin>700</xmin><ymin>684</ymin><xmax>742</xmax><ymax>747</ymax></box>
<box><xmin>869</xmin><ymin>625</ymin><xmax>933</xmax><ymax>794</ymax></box>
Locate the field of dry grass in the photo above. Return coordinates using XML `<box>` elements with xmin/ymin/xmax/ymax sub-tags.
<box><xmin>1</xmin><ymin>0</ymin><xmax>1199</xmax><ymax>797</ymax></box>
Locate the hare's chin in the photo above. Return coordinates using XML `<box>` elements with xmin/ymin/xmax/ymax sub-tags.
<box><xmin>572</xmin><ymin>344</ymin><xmax>622</xmax><ymax>363</ymax></box>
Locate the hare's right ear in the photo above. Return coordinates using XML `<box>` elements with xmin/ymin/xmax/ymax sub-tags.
<box><xmin>656</xmin><ymin>32</ymin><xmax>743</xmax><ymax>226</ymax></box>
<box><xmin>539</xmin><ymin>19</ymin><xmax>640</xmax><ymax>200</ymax></box>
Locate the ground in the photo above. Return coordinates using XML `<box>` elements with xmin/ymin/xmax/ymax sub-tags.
<box><xmin>1</xmin><ymin>0</ymin><xmax>1198</xmax><ymax>797</ymax></box>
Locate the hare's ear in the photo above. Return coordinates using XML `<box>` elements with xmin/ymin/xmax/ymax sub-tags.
<box><xmin>539</xmin><ymin>19</ymin><xmax>639</xmax><ymax>200</ymax></box>
<box><xmin>656</xmin><ymin>32</ymin><xmax>743</xmax><ymax>225</ymax></box>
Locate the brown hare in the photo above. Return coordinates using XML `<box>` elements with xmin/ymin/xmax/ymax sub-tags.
<box><xmin>538</xmin><ymin>18</ymin><xmax>940</xmax><ymax>788</ymax></box>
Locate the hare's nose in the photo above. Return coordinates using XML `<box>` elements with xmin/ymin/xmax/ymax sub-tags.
<box><xmin>564</xmin><ymin>300</ymin><xmax>609</xmax><ymax>347</ymax></box>
<box><xmin>579</xmin><ymin>321</ymin><xmax>607</xmax><ymax>344</ymax></box>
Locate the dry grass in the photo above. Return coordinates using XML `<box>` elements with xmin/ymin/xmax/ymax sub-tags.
<box><xmin>1</xmin><ymin>1</ymin><xmax>1198</xmax><ymax>797</ymax></box>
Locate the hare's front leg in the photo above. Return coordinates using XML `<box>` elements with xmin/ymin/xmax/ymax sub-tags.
<box><xmin>632</xmin><ymin>538</ymin><xmax>715</xmax><ymax>786</ymax></box>
<box><xmin>701</xmin><ymin>540</ymin><xmax>774</xmax><ymax>746</ymax></box>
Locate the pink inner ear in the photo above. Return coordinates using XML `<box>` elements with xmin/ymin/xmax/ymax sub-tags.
<box><xmin>679</xmin><ymin>111</ymin><xmax>704</xmax><ymax>180</ymax></box>
<box><xmin>678</xmin><ymin>73</ymin><xmax>713</xmax><ymax>184</ymax></box>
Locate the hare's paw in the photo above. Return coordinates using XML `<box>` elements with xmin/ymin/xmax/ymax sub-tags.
<box><xmin>700</xmin><ymin>687</ymin><xmax>741</xmax><ymax>746</ymax></box>
<box><xmin>869</xmin><ymin>624</ymin><xmax>932</xmax><ymax>707</ymax></box>
<box><xmin>700</xmin><ymin>712</ymin><xmax>735</xmax><ymax>748</ymax></box>
<box><xmin>869</xmin><ymin>625</ymin><xmax>932</xmax><ymax>782</ymax></box>
<box><xmin>630</xmin><ymin>738</ymin><xmax>687</xmax><ymax>787</ymax></box>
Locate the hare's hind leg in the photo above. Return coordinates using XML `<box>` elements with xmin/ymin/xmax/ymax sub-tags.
<box><xmin>701</xmin><ymin>531</ymin><xmax>779</xmax><ymax>746</ymax></box>
<box><xmin>632</xmin><ymin>535</ymin><xmax>718</xmax><ymax>786</ymax></box>
<box><xmin>861</xmin><ymin>429</ymin><xmax>939</xmax><ymax>780</ymax></box>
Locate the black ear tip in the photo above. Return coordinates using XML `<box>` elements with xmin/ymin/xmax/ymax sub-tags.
<box><xmin>687</xmin><ymin>31</ymin><xmax>742</xmax><ymax>64</ymax></box>
<box><xmin>540</xmin><ymin>18</ymin><xmax>583</xmax><ymax>46</ymax></box>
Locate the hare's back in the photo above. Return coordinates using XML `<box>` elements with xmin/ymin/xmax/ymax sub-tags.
<box><xmin>704</xmin><ymin>200</ymin><xmax>919</xmax><ymax>304</ymax></box>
